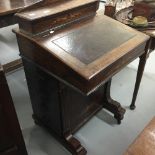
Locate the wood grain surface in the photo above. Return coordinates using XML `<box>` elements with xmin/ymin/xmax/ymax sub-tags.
<box><xmin>124</xmin><ymin>117</ymin><xmax>155</xmax><ymax>155</ymax></box>
<box><xmin>14</xmin><ymin>13</ymin><xmax>149</xmax><ymax>94</ymax></box>
<box><xmin>16</xmin><ymin>0</ymin><xmax>98</xmax><ymax>20</ymax></box>
<box><xmin>15</xmin><ymin>0</ymin><xmax>99</xmax><ymax>35</ymax></box>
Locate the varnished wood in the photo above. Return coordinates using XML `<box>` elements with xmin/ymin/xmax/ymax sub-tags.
<box><xmin>14</xmin><ymin>13</ymin><xmax>149</xmax><ymax>94</ymax></box>
<box><xmin>22</xmin><ymin>58</ymin><xmax>104</xmax><ymax>155</ymax></box>
<box><xmin>3</xmin><ymin>59</ymin><xmax>23</xmax><ymax>73</ymax></box>
<box><xmin>16</xmin><ymin>0</ymin><xmax>98</xmax><ymax>20</ymax></box>
<box><xmin>22</xmin><ymin>58</ymin><xmax>125</xmax><ymax>155</ymax></box>
<box><xmin>14</xmin><ymin>2</ymin><xmax>149</xmax><ymax>154</ymax></box>
<box><xmin>0</xmin><ymin>64</ymin><xmax>27</xmax><ymax>155</ymax></box>
<box><xmin>133</xmin><ymin>0</ymin><xmax>155</xmax><ymax>21</ymax></box>
<box><xmin>52</xmin><ymin>20</ymin><xmax>135</xmax><ymax>64</ymax></box>
<box><xmin>15</xmin><ymin>0</ymin><xmax>99</xmax><ymax>35</ymax></box>
<box><xmin>115</xmin><ymin>6</ymin><xmax>155</xmax><ymax>37</ymax></box>
<box><xmin>33</xmin><ymin>115</ymin><xmax>87</xmax><ymax>155</ymax></box>
<box><xmin>124</xmin><ymin>117</ymin><xmax>155</xmax><ymax>155</ymax></box>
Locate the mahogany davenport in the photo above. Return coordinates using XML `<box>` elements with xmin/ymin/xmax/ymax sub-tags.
<box><xmin>14</xmin><ymin>0</ymin><xmax>149</xmax><ymax>154</ymax></box>
<box><xmin>0</xmin><ymin>64</ymin><xmax>27</xmax><ymax>155</ymax></box>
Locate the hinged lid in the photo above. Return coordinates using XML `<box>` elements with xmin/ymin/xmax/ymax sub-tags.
<box><xmin>15</xmin><ymin>0</ymin><xmax>99</xmax><ymax>35</ymax></box>
<box><xmin>14</xmin><ymin>13</ymin><xmax>149</xmax><ymax>94</ymax></box>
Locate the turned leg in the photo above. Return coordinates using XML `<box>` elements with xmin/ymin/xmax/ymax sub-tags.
<box><xmin>103</xmin><ymin>79</ymin><xmax>126</xmax><ymax>124</ymax></box>
<box><xmin>130</xmin><ymin>39</ymin><xmax>151</xmax><ymax>110</ymax></box>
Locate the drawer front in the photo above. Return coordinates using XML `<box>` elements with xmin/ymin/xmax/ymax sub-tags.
<box><xmin>0</xmin><ymin>104</ymin><xmax>14</xmax><ymax>152</ymax></box>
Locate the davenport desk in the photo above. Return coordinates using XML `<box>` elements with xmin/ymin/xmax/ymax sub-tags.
<box><xmin>14</xmin><ymin>0</ymin><xmax>149</xmax><ymax>154</ymax></box>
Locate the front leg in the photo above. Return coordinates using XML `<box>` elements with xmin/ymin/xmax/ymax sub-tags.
<box><xmin>64</xmin><ymin>134</ymin><xmax>87</xmax><ymax>155</ymax></box>
<box><xmin>102</xmin><ymin>79</ymin><xmax>126</xmax><ymax>124</ymax></box>
<box><xmin>130</xmin><ymin>39</ymin><xmax>151</xmax><ymax>110</ymax></box>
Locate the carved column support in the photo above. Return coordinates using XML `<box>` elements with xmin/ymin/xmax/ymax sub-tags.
<box><xmin>103</xmin><ymin>79</ymin><xmax>126</xmax><ymax>124</ymax></box>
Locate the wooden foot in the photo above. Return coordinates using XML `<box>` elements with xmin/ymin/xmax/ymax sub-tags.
<box><xmin>130</xmin><ymin>40</ymin><xmax>151</xmax><ymax>110</ymax></box>
<box><xmin>103</xmin><ymin>79</ymin><xmax>126</xmax><ymax>124</ymax></box>
<box><xmin>130</xmin><ymin>104</ymin><xmax>136</xmax><ymax>110</ymax></box>
<box><xmin>32</xmin><ymin>114</ymin><xmax>87</xmax><ymax>155</ymax></box>
<box><xmin>64</xmin><ymin>134</ymin><xmax>87</xmax><ymax>155</ymax></box>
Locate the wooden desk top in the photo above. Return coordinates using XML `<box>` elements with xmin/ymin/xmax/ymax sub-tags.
<box><xmin>124</xmin><ymin>117</ymin><xmax>155</xmax><ymax>155</ymax></box>
<box><xmin>14</xmin><ymin>13</ymin><xmax>149</xmax><ymax>94</ymax></box>
<box><xmin>0</xmin><ymin>0</ymin><xmax>41</xmax><ymax>16</ymax></box>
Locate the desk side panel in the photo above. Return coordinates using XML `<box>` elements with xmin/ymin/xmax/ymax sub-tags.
<box><xmin>0</xmin><ymin>65</ymin><xmax>27</xmax><ymax>155</ymax></box>
<box><xmin>22</xmin><ymin>58</ymin><xmax>63</xmax><ymax>135</ymax></box>
<box><xmin>22</xmin><ymin>58</ymin><xmax>104</xmax><ymax>136</ymax></box>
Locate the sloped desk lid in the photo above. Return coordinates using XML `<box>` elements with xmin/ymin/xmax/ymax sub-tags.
<box><xmin>14</xmin><ymin>13</ymin><xmax>149</xmax><ymax>94</ymax></box>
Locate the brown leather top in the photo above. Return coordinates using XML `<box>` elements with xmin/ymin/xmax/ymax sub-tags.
<box><xmin>124</xmin><ymin>116</ymin><xmax>155</xmax><ymax>155</ymax></box>
<box><xmin>53</xmin><ymin>18</ymin><xmax>135</xmax><ymax>64</ymax></box>
<box><xmin>0</xmin><ymin>0</ymin><xmax>40</xmax><ymax>16</ymax></box>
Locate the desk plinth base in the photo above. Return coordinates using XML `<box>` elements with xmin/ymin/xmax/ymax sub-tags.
<box><xmin>33</xmin><ymin>114</ymin><xmax>87</xmax><ymax>155</ymax></box>
<box><xmin>22</xmin><ymin>58</ymin><xmax>125</xmax><ymax>155</ymax></box>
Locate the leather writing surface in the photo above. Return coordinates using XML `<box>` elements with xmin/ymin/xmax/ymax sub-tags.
<box><xmin>53</xmin><ymin>19</ymin><xmax>135</xmax><ymax>64</ymax></box>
